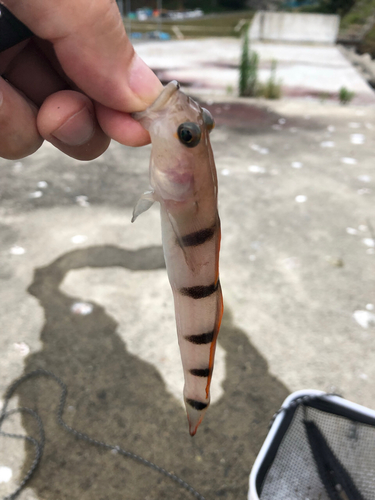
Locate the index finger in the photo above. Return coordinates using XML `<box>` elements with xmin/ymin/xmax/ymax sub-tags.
<box><xmin>3</xmin><ymin>0</ymin><xmax>163</xmax><ymax>112</ymax></box>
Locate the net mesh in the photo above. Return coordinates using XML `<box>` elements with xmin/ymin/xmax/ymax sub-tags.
<box><xmin>259</xmin><ymin>403</ymin><xmax>375</xmax><ymax>500</ymax></box>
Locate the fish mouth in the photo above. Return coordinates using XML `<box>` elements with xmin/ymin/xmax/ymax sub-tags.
<box><xmin>132</xmin><ymin>80</ymin><xmax>180</xmax><ymax>121</ymax></box>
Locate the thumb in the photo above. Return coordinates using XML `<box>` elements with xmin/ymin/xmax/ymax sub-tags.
<box><xmin>3</xmin><ymin>0</ymin><xmax>163</xmax><ymax>112</ymax></box>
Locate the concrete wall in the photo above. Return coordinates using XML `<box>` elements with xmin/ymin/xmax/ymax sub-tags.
<box><xmin>249</xmin><ymin>12</ymin><xmax>340</xmax><ymax>44</ymax></box>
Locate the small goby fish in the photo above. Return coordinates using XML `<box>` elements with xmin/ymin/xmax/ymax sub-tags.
<box><xmin>132</xmin><ymin>81</ymin><xmax>223</xmax><ymax>436</ymax></box>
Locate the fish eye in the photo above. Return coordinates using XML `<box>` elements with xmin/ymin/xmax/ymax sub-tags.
<box><xmin>202</xmin><ymin>108</ymin><xmax>215</xmax><ymax>133</ymax></box>
<box><xmin>177</xmin><ymin>122</ymin><xmax>201</xmax><ymax>148</ymax></box>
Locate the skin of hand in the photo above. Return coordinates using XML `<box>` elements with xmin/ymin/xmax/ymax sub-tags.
<box><xmin>0</xmin><ymin>0</ymin><xmax>163</xmax><ymax>161</ymax></box>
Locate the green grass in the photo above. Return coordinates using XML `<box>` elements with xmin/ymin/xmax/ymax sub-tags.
<box><xmin>339</xmin><ymin>86</ymin><xmax>355</xmax><ymax>104</ymax></box>
<box><xmin>258</xmin><ymin>60</ymin><xmax>282</xmax><ymax>99</ymax></box>
<box><xmin>239</xmin><ymin>24</ymin><xmax>259</xmax><ymax>97</ymax></box>
<box><xmin>124</xmin><ymin>11</ymin><xmax>254</xmax><ymax>38</ymax></box>
<box><xmin>358</xmin><ymin>24</ymin><xmax>375</xmax><ymax>55</ymax></box>
<box><xmin>340</xmin><ymin>0</ymin><xmax>375</xmax><ymax>30</ymax></box>
<box><xmin>339</xmin><ymin>0</ymin><xmax>375</xmax><ymax>55</ymax></box>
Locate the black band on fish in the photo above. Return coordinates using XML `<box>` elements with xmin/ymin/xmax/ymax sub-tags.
<box><xmin>189</xmin><ymin>368</ymin><xmax>211</xmax><ymax>377</ymax></box>
<box><xmin>180</xmin><ymin>226</ymin><xmax>215</xmax><ymax>248</ymax></box>
<box><xmin>180</xmin><ymin>281</ymin><xmax>219</xmax><ymax>300</ymax></box>
<box><xmin>185</xmin><ymin>331</ymin><xmax>214</xmax><ymax>345</ymax></box>
<box><xmin>186</xmin><ymin>399</ymin><xmax>208</xmax><ymax>411</ymax></box>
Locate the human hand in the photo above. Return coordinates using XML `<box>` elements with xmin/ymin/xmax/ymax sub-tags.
<box><xmin>0</xmin><ymin>0</ymin><xmax>163</xmax><ymax>160</ymax></box>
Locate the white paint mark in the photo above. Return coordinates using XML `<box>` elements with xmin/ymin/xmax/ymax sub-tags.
<box><xmin>37</xmin><ymin>181</ymin><xmax>48</xmax><ymax>189</ymax></box>
<box><xmin>363</xmin><ymin>238</ymin><xmax>375</xmax><ymax>247</ymax></box>
<box><xmin>366</xmin><ymin>304</ymin><xmax>374</xmax><ymax>311</ymax></box>
<box><xmin>282</xmin><ymin>257</ymin><xmax>300</xmax><ymax>269</ymax></box>
<box><xmin>10</xmin><ymin>245</ymin><xmax>26</xmax><ymax>255</ymax></box>
<box><xmin>71</xmin><ymin>235</ymin><xmax>88</xmax><ymax>244</ymax></box>
<box><xmin>76</xmin><ymin>195</ymin><xmax>90</xmax><ymax>207</ymax></box>
<box><xmin>341</xmin><ymin>157</ymin><xmax>357</xmax><ymax>165</ymax></box>
<box><xmin>359</xmin><ymin>373</ymin><xmax>368</xmax><ymax>380</ymax></box>
<box><xmin>358</xmin><ymin>175</ymin><xmax>371</xmax><ymax>183</ymax></box>
<box><xmin>248</xmin><ymin>165</ymin><xmax>265</xmax><ymax>174</ymax></box>
<box><xmin>359</xmin><ymin>225</ymin><xmax>367</xmax><ymax>232</ymax></box>
<box><xmin>13</xmin><ymin>162</ymin><xmax>23</xmax><ymax>172</ymax></box>
<box><xmin>71</xmin><ymin>302</ymin><xmax>94</xmax><ymax>315</ymax></box>
<box><xmin>249</xmin><ymin>255</ymin><xmax>256</xmax><ymax>261</ymax></box>
<box><xmin>346</xmin><ymin>227</ymin><xmax>358</xmax><ymax>235</ymax></box>
<box><xmin>29</xmin><ymin>190</ymin><xmax>43</xmax><ymax>199</ymax></box>
<box><xmin>353</xmin><ymin>310</ymin><xmax>375</xmax><ymax>329</ymax></box>
<box><xmin>221</xmin><ymin>169</ymin><xmax>230</xmax><ymax>176</ymax></box>
<box><xmin>278</xmin><ymin>118</ymin><xmax>286</xmax><ymax>125</ymax></box>
<box><xmin>14</xmin><ymin>342</ymin><xmax>30</xmax><ymax>356</ymax></box>
<box><xmin>206</xmin><ymin>99</ymin><xmax>213</xmax><ymax>106</ymax></box>
<box><xmin>351</xmin><ymin>134</ymin><xmax>365</xmax><ymax>145</ymax></box>
<box><xmin>295</xmin><ymin>195</ymin><xmax>307</xmax><ymax>203</ymax></box>
<box><xmin>358</xmin><ymin>188</ymin><xmax>371</xmax><ymax>195</ymax></box>
<box><xmin>250</xmin><ymin>144</ymin><xmax>269</xmax><ymax>154</ymax></box>
<box><xmin>327</xmin><ymin>125</ymin><xmax>335</xmax><ymax>132</ymax></box>
<box><xmin>320</xmin><ymin>141</ymin><xmax>335</xmax><ymax>148</ymax></box>
<box><xmin>0</xmin><ymin>466</ymin><xmax>12</xmax><ymax>484</ymax></box>
<box><xmin>348</xmin><ymin>122</ymin><xmax>361</xmax><ymax>128</ymax></box>
<box><xmin>291</xmin><ymin>161</ymin><xmax>303</xmax><ymax>169</ymax></box>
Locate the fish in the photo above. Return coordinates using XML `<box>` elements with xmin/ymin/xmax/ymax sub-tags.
<box><xmin>132</xmin><ymin>81</ymin><xmax>223</xmax><ymax>436</ymax></box>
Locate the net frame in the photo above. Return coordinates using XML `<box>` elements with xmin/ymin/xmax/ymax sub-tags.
<box><xmin>248</xmin><ymin>390</ymin><xmax>375</xmax><ymax>500</ymax></box>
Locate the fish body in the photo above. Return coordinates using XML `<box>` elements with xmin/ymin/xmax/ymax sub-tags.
<box><xmin>132</xmin><ymin>81</ymin><xmax>223</xmax><ymax>436</ymax></box>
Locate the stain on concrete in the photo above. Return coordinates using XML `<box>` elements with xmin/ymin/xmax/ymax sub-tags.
<box><xmin>12</xmin><ymin>245</ymin><xmax>288</xmax><ymax>500</ymax></box>
<box><xmin>198</xmin><ymin>101</ymin><xmax>323</xmax><ymax>133</ymax></box>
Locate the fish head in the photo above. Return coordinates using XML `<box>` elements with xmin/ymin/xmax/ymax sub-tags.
<box><xmin>132</xmin><ymin>81</ymin><xmax>215</xmax><ymax>203</ymax></box>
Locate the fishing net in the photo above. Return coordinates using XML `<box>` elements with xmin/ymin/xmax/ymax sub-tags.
<box><xmin>249</xmin><ymin>391</ymin><xmax>375</xmax><ymax>500</ymax></box>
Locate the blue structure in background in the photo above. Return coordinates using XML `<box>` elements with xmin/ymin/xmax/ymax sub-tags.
<box><xmin>283</xmin><ymin>0</ymin><xmax>319</xmax><ymax>7</ymax></box>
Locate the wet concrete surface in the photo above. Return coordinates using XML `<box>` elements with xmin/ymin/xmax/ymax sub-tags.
<box><xmin>1</xmin><ymin>94</ymin><xmax>375</xmax><ymax>500</ymax></box>
<box><xmin>16</xmin><ymin>246</ymin><xmax>287</xmax><ymax>500</ymax></box>
<box><xmin>135</xmin><ymin>38</ymin><xmax>375</xmax><ymax>105</ymax></box>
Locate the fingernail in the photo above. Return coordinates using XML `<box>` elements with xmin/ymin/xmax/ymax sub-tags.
<box><xmin>52</xmin><ymin>107</ymin><xmax>95</xmax><ymax>146</ymax></box>
<box><xmin>128</xmin><ymin>54</ymin><xmax>163</xmax><ymax>106</ymax></box>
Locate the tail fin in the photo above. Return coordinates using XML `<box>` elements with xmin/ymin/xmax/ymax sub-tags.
<box><xmin>185</xmin><ymin>398</ymin><xmax>210</xmax><ymax>436</ymax></box>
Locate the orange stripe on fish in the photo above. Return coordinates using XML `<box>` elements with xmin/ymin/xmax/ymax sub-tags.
<box><xmin>206</xmin><ymin>283</ymin><xmax>223</xmax><ymax>399</ymax></box>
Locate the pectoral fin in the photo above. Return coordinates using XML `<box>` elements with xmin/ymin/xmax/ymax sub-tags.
<box><xmin>131</xmin><ymin>191</ymin><xmax>155</xmax><ymax>223</ymax></box>
<box><xmin>165</xmin><ymin>209</ymin><xmax>196</xmax><ymax>272</ymax></box>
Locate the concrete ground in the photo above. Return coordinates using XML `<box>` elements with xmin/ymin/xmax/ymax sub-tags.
<box><xmin>1</xmin><ymin>38</ymin><xmax>375</xmax><ymax>500</ymax></box>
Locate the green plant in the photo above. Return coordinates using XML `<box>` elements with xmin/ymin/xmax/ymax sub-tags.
<box><xmin>239</xmin><ymin>24</ymin><xmax>259</xmax><ymax>97</ymax></box>
<box><xmin>258</xmin><ymin>60</ymin><xmax>282</xmax><ymax>99</ymax></box>
<box><xmin>318</xmin><ymin>91</ymin><xmax>331</xmax><ymax>103</ymax></box>
<box><xmin>339</xmin><ymin>86</ymin><xmax>355</xmax><ymax>104</ymax></box>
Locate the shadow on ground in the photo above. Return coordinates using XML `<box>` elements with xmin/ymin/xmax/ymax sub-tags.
<box><xmin>14</xmin><ymin>245</ymin><xmax>288</xmax><ymax>500</ymax></box>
